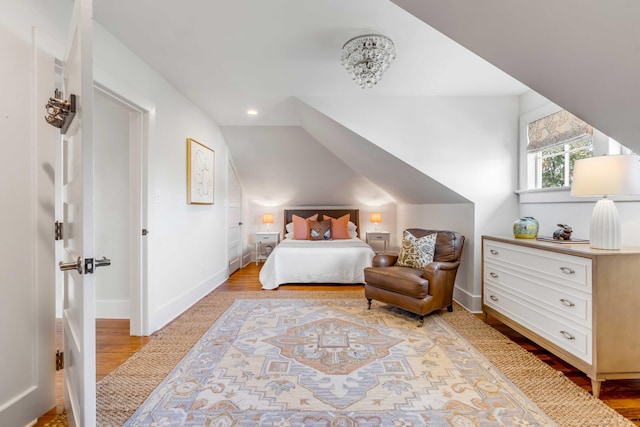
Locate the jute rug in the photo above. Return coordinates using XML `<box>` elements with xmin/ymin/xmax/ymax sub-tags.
<box><xmin>96</xmin><ymin>290</ymin><xmax>633</xmax><ymax>426</ymax></box>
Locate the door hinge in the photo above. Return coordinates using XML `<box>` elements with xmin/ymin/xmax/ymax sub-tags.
<box><xmin>56</xmin><ymin>350</ymin><xmax>64</xmax><ymax>371</ymax></box>
<box><xmin>142</xmin><ymin>228</ymin><xmax>149</xmax><ymax>236</ymax></box>
<box><xmin>54</xmin><ymin>221</ymin><xmax>63</xmax><ymax>241</ymax></box>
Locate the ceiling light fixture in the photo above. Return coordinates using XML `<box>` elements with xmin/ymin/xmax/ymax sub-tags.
<box><xmin>247</xmin><ymin>109</ymin><xmax>258</xmax><ymax>115</ymax></box>
<box><xmin>341</xmin><ymin>34</ymin><xmax>395</xmax><ymax>89</ymax></box>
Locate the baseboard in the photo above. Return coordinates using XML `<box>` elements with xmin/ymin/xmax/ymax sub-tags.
<box><xmin>453</xmin><ymin>287</ymin><xmax>482</xmax><ymax>313</ymax></box>
<box><xmin>96</xmin><ymin>299</ymin><xmax>130</xmax><ymax>319</ymax></box>
<box><xmin>150</xmin><ymin>267</ymin><xmax>228</xmax><ymax>334</ymax></box>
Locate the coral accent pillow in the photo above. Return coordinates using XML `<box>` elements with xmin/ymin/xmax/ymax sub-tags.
<box><xmin>323</xmin><ymin>214</ymin><xmax>351</xmax><ymax>239</ymax></box>
<box><xmin>292</xmin><ymin>214</ymin><xmax>318</xmax><ymax>240</ymax></box>
<box><xmin>308</xmin><ymin>219</ymin><xmax>331</xmax><ymax>240</ymax></box>
<box><xmin>396</xmin><ymin>230</ymin><xmax>437</xmax><ymax>269</ymax></box>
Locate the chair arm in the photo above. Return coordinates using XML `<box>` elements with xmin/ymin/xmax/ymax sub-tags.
<box><xmin>422</xmin><ymin>261</ymin><xmax>460</xmax><ymax>293</ymax></box>
<box><xmin>372</xmin><ymin>254</ymin><xmax>399</xmax><ymax>267</ymax></box>
<box><xmin>423</xmin><ymin>261</ymin><xmax>459</xmax><ymax>277</ymax></box>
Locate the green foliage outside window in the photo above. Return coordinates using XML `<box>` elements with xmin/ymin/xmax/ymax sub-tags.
<box><xmin>539</xmin><ymin>138</ymin><xmax>592</xmax><ymax>188</ymax></box>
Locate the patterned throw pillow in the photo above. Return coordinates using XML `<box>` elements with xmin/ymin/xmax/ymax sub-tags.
<box><xmin>396</xmin><ymin>231</ymin><xmax>437</xmax><ymax>269</ymax></box>
<box><xmin>308</xmin><ymin>220</ymin><xmax>331</xmax><ymax>240</ymax></box>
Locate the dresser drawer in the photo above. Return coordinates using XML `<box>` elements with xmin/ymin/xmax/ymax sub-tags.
<box><xmin>484</xmin><ymin>262</ymin><xmax>591</xmax><ymax>326</ymax></box>
<box><xmin>484</xmin><ymin>284</ymin><xmax>591</xmax><ymax>363</ymax></box>
<box><xmin>484</xmin><ymin>241</ymin><xmax>591</xmax><ymax>292</ymax></box>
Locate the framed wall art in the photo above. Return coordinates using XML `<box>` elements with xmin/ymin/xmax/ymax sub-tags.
<box><xmin>187</xmin><ymin>137</ymin><xmax>215</xmax><ymax>204</ymax></box>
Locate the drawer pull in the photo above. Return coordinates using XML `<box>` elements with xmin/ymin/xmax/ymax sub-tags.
<box><xmin>559</xmin><ymin>298</ymin><xmax>575</xmax><ymax>307</ymax></box>
<box><xmin>489</xmin><ymin>272</ymin><xmax>499</xmax><ymax>279</ymax></box>
<box><xmin>489</xmin><ymin>249</ymin><xmax>499</xmax><ymax>255</ymax></box>
<box><xmin>489</xmin><ymin>295</ymin><xmax>499</xmax><ymax>302</ymax></box>
<box><xmin>560</xmin><ymin>330</ymin><xmax>575</xmax><ymax>340</ymax></box>
<box><xmin>560</xmin><ymin>266</ymin><xmax>575</xmax><ymax>275</ymax></box>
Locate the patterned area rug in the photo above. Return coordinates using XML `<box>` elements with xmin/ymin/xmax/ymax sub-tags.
<box><xmin>122</xmin><ymin>299</ymin><xmax>555</xmax><ymax>426</ymax></box>
<box><xmin>97</xmin><ymin>290</ymin><xmax>634</xmax><ymax>427</ymax></box>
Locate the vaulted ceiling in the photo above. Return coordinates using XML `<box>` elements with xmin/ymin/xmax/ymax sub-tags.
<box><xmin>92</xmin><ymin>0</ymin><xmax>640</xmax><ymax>206</ymax></box>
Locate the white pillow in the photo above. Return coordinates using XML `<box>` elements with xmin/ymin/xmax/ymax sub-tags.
<box><xmin>285</xmin><ymin>232</ymin><xmax>293</xmax><ymax>240</ymax></box>
<box><xmin>349</xmin><ymin>230</ymin><xmax>358</xmax><ymax>239</ymax></box>
<box><xmin>348</xmin><ymin>221</ymin><xmax>357</xmax><ymax>231</ymax></box>
<box><xmin>286</xmin><ymin>222</ymin><xmax>294</xmax><ymax>233</ymax></box>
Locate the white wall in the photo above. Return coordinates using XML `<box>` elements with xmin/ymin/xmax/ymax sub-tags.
<box><xmin>2</xmin><ymin>0</ymin><xmax>233</xmax><ymax>337</ymax></box>
<box><xmin>92</xmin><ymin>25</ymin><xmax>231</xmax><ymax>332</ymax></box>
<box><xmin>94</xmin><ymin>89</ymin><xmax>130</xmax><ymax>318</ymax></box>
<box><xmin>302</xmin><ymin>96</ymin><xmax>521</xmax><ymax>311</ymax></box>
<box><xmin>397</xmin><ymin>203</ymin><xmax>475</xmax><ymax>308</ymax></box>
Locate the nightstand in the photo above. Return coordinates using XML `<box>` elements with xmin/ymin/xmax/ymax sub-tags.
<box><xmin>255</xmin><ymin>231</ymin><xmax>280</xmax><ymax>265</ymax></box>
<box><xmin>366</xmin><ymin>231</ymin><xmax>390</xmax><ymax>253</ymax></box>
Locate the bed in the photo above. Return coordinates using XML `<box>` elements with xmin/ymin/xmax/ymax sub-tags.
<box><xmin>259</xmin><ymin>209</ymin><xmax>376</xmax><ymax>290</ymax></box>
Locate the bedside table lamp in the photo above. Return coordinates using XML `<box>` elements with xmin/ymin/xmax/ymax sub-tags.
<box><xmin>370</xmin><ymin>212</ymin><xmax>382</xmax><ymax>231</ymax></box>
<box><xmin>571</xmin><ymin>154</ymin><xmax>640</xmax><ymax>250</ymax></box>
<box><xmin>262</xmin><ymin>213</ymin><xmax>274</xmax><ymax>231</ymax></box>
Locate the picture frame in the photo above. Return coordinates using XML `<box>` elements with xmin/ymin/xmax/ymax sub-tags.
<box><xmin>187</xmin><ymin>138</ymin><xmax>215</xmax><ymax>205</ymax></box>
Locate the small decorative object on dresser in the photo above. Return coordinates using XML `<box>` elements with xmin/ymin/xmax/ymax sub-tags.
<box><xmin>553</xmin><ymin>224</ymin><xmax>573</xmax><ymax>240</ymax></box>
<box><xmin>513</xmin><ymin>216</ymin><xmax>539</xmax><ymax>239</ymax></box>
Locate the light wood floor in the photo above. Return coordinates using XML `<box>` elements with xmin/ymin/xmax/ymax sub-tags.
<box><xmin>35</xmin><ymin>263</ymin><xmax>640</xmax><ymax>426</ymax></box>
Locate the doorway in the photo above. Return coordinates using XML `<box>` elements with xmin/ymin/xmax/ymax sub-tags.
<box><xmin>93</xmin><ymin>83</ymin><xmax>150</xmax><ymax>336</ymax></box>
<box><xmin>55</xmin><ymin>84</ymin><xmax>149</xmax><ymax>335</ymax></box>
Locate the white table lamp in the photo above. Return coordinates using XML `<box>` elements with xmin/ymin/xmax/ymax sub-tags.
<box><xmin>571</xmin><ymin>155</ymin><xmax>640</xmax><ymax>249</ymax></box>
<box><xmin>262</xmin><ymin>213</ymin><xmax>274</xmax><ymax>231</ymax></box>
<box><xmin>370</xmin><ymin>212</ymin><xmax>382</xmax><ymax>231</ymax></box>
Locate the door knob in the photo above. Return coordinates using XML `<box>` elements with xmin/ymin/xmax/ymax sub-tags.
<box><xmin>59</xmin><ymin>257</ymin><xmax>83</xmax><ymax>273</ymax></box>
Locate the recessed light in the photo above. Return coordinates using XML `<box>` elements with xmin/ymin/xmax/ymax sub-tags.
<box><xmin>247</xmin><ymin>109</ymin><xmax>258</xmax><ymax>115</ymax></box>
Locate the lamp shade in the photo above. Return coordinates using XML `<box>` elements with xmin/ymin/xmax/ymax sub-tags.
<box><xmin>571</xmin><ymin>155</ymin><xmax>640</xmax><ymax>197</ymax></box>
<box><xmin>571</xmin><ymin>154</ymin><xmax>640</xmax><ymax>250</ymax></box>
<box><xmin>262</xmin><ymin>213</ymin><xmax>274</xmax><ymax>224</ymax></box>
<box><xmin>370</xmin><ymin>212</ymin><xmax>382</xmax><ymax>223</ymax></box>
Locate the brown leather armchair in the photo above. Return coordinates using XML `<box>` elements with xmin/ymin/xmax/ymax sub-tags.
<box><xmin>364</xmin><ymin>229</ymin><xmax>465</xmax><ymax>326</ymax></box>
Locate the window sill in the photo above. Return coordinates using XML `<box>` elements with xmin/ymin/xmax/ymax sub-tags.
<box><xmin>516</xmin><ymin>187</ymin><xmax>640</xmax><ymax>204</ymax></box>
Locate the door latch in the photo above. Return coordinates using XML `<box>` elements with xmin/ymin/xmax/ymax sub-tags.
<box><xmin>84</xmin><ymin>256</ymin><xmax>111</xmax><ymax>274</ymax></box>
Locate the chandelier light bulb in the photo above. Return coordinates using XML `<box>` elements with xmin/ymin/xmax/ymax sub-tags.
<box><xmin>341</xmin><ymin>34</ymin><xmax>395</xmax><ymax>89</ymax></box>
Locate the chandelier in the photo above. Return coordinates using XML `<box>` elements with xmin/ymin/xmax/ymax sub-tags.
<box><xmin>341</xmin><ymin>34</ymin><xmax>396</xmax><ymax>89</ymax></box>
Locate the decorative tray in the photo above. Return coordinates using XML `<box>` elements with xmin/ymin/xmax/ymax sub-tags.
<box><xmin>536</xmin><ymin>235</ymin><xmax>589</xmax><ymax>244</ymax></box>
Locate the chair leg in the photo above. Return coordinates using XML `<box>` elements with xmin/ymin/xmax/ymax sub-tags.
<box><xmin>367</xmin><ymin>298</ymin><xmax>372</xmax><ymax>310</ymax></box>
<box><xmin>418</xmin><ymin>316</ymin><xmax>424</xmax><ymax>327</ymax></box>
<box><xmin>447</xmin><ymin>304</ymin><xmax>453</xmax><ymax>312</ymax></box>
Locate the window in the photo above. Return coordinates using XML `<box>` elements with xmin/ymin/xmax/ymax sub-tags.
<box><xmin>536</xmin><ymin>136</ymin><xmax>592</xmax><ymax>188</ymax></box>
<box><xmin>526</xmin><ymin>110</ymin><xmax>593</xmax><ymax>190</ymax></box>
<box><xmin>522</xmin><ymin>108</ymin><xmax>632</xmax><ymax>191</ymax></box>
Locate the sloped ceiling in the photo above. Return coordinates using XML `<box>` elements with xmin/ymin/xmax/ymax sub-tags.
<box><xmin>93</xmin><ymin>0</ymin><xmax>529</xmax><ymax>208</ymax></box>
<box><xmin>222</xmin><ymin>101</ymin><xmax>469</xmax><ymax>207</ymax></box>
<box><xmin>391</xmin><ymin>0</ymin><xmax>640</xmax><ymax>153</ymax></box>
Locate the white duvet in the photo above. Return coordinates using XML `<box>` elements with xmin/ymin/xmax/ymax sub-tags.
<box><xmin>259</xmin><ymin>238</ymin><xmax>376</xmax><ymax>290</ymax></box>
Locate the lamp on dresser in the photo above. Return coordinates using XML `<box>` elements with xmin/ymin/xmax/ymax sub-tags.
<box><xmin>262</xmin><ymin>213</ymin><xmax>274</xmax><ymax>231</ymax></box>
<box><xmin>571</xmin><ymin>154</ymin><xmax>640</xmax><ymax>249</ymax></box>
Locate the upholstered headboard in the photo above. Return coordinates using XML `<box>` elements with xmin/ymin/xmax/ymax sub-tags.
<box><xmin>284</xmin><ymin>209</ymin><xmax>360</xmax><ymax>238</ymax></box>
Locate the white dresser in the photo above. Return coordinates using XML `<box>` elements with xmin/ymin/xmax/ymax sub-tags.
<box><xmin>482</xmin><ymin>235</ymin><xmax>640</xmax><ymax>398</ymax></box>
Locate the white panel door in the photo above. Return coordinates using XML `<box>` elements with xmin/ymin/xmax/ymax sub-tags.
<box><xmin>59</xmin><ymin>1</ymin><xmax>97</xmax><ymax>425</ymax></box>
<box><xmin>0</xmin><ymin>25</ymin><xmax>56</xmax><ymax>427</ymax></box>
<box><xmin>227</xmin><ymin>161</ymin><xmax>242</xmax><ymax>274</ymax></box>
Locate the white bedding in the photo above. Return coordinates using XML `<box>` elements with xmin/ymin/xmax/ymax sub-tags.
<box><xmin>259</xmin><ymin>238</ymin><xmax>376</xmax><ymax>290</ymax></box>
